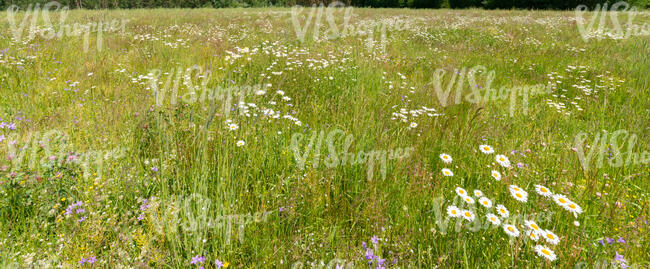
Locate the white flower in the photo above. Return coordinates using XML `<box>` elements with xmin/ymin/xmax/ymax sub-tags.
<box><xmin>510</xmin><ymin>189</ymin><xmax>528</xmax><ymax>203</ymax></box>
<box><xmin>541</xmin><ymin>229</ymin><xmax>560</xmax><ymax>245</ymax></box>
<box><xmin>409</xmin><ymin>122</ymin><xmax>418</xmax><ymax>128</ymax></box>
<box><xmin>455</xmin><ymin>187</ymin><xmax>468</xmax><ymax>197</ymax></box>
<box><xmin>496</xmin><ymin>154</ymin><xmax>511</xmax><ymax>167</ymax></box>
<box><xmin>552</xmin><ymin>194</ymin><xmax>570</xmax><ymax>207</ymax></box>
<box><xmin>276</xmin><ymin>90</ymin><xmax>285</xmax><ymax>95</ymax></box>
<box><xmin>236</xmin><ymin>140</ymin><xmax>245</xmax><ymax>147</ymax></box>
<box><xmin>486</xmin><ymin>213</ymin><xmax>501</xmax><ymax>225</ymax></box>
<box><xmin>478</xmin><ymin>197</ymin><xmax>492</xmax><ymax>208</ymax></box>
<box><xmin>447</xmin><ymin>205</ymin><xmax>461</xmax><ymax>218</ymax></box>
<box><xmin>282</xmin><ymin>96</ymin><xmax>291</xmax><ymax>101</ymax></box>
<box><xmin>524</xmin><ymin>220</ymin><xmax>541</xmax><ymax>232</ymax></box>
<box><xmin>227</xmin><ymin>123</ymin><xmax>239</xmax><ymax>131</ymax></box>
<box><xmin>535</xmin><ymin>184</ymin><xmax>553</xmax><ymax>197</ymax></box>
<box><xmin>473</xmin><ymin>190</ymin><xmax>483</xmax><ymax>197</ymax></box>
<box><xmin>461</xmin><ymin>210</ymin><xmax>475</xmax><ymax>221</ymax></box>
<box><xmin>439</xmin><ymin>153</ymin><xmax>452</xmax><ymax>163</ymax></box>
<box><xmin>563</xmin><ymin>202</ymin><xmax>583</xmax><ymax>215</ymax></box>
<box><xmin>255</xmin><ymin>90</ymin><xmax>266</xmax><ymax>95</ymax></box>
<box><xmin>496</xmin><ymin>204</ymin><xmax>509</xmax><ymax>218</ymax></box>
<box><xmin>534</xmin><ymin>245</ymin><xmax>557</xmax><ymax>261</ymax></box>
<box><xmin>441</xmin><ymin>168</ymin><xmax>453</xmax><ymax>177</ymax></box>
<box><xmin>527</xmin><ymin>230</ymin><xmax>540</xmax><ymax>242</ymax></box>
<box><xmin>503</xmin><ymin>224</ymin><xmax>520</xmax><ymax>237</ymax></box>
<box><xmin>479</xmin><ymin>145</ymin><xmax>494</xmax><ymax>154</ymax></box>
<box><xmin>491</xmin><ymin>170</ymin><xmax>502</xmax><ymax>181</ymax></box>
<box><xmin>462</xmin><ymin>196</ymin><xmax>475</xmax><ymax>205</ymax></box>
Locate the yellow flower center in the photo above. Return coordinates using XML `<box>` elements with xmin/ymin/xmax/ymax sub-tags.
<box><xmin>547</xmin><ymin>234</ymin><xmax>554</xmax><ymax>239</ymax></box>
<box><xmin>559</xmin><ymin>198</ymin><xmax>566</xmax><ymax>203</ymax></box>
<box><xmin>508</xmin><ymin>227</ymin><xmax>514</xmax><ymax>232</ymax></box>
<box><xmin>451</xmin><ymin>210</ymin><xmax>456</xmax><ymax>214</ymax></box>
<box><xmin>500</xmin><ymin>209</ymin><xmax>505</xmax><ymax>213</ymax></box>
<box><xmin>541</xmin><ymin>188</ymin><xmax>548</xmax><ymax>192</ymax></box>
<box><xmin>484</xmin><ymin>147</ymin><xmax>489</xmax><ymax>151</ymax></box>
<box><xmin>490</xmin><ymin>217</ymin><xmax>495</xmax><ymax>221</ymax></box>
<box><xmin>516</xmin><ymin>193</ymin><xmax>522</xmax><ymax>198</ymax></box>
<box><xmin>541</xmin><ymin>249</ymin><xmax>550</xmax><ymax>255</ymax></box>
<box><xmin>500</xmin><ymin>158</ymin><xmax>505</xmax><ymax>161</ymax></box>
<box><xmin>483</xmin><ymin>201</ymin><xmax>488</xmax><ymax>205</ymax></box>
<box><xmin>532</xmin><ymin>224</ymin><xmax>539</xmax><ymax>230</ymax></box>
<box><xmin>569</xmin><ymin>204</ymin><xmax>576</xmax><ymax>209</ymax></box>
<box><xmin>465</xmin><ymin>212</ymin><xmax>471</xmax><ymax>217</ymax></box>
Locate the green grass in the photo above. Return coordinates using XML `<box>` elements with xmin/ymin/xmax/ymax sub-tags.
<box><xmin>0</xmin><ymin>7</ymin><xmax>648</xmax><ymax>268</ymax></box>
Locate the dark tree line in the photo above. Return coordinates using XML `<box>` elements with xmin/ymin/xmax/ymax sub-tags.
<box><xmin>0</xmin><ymin>0</ymin><xmax>647</xmax><ymax>9</ymax></box>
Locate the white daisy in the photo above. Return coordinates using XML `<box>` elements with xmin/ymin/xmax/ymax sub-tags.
<box><xmin>441</xmin><ymin>168</ymin><xmax>453</xmax><ymax>177</ymax></box>
<box><xmin>503</xmin><ymin>224</ymin><xmax>520</xmax><ymax>237</ymax></box>
<box><xmin>509</xmin><ymin>185</ymin><xmax>523</xmax><ymax>192</ymax></box>
<box><xmin>552</xmin><ymin>194</ymin><xmax>570</xmax><ymax>207</ymax></box>
<box><xmin>447</xmin><ymin>205</ymin><xmax>461</xmax><ymax>218</ymax></box>
<box><xmin>409</xmin><ymin>122</ymin><xmax>418</xmax><ymax>128</ymax></box>
<box><xmin>527</xmin><ymin>229</ymin><xmax>540</xmax><ymax>242</ymax></box>
<box><xmin>524</xmin><ymin>220</ymin><xmax>541</xmax><ymax>232</ymax></box>
<box><xmin>534</xmin><ymin>245</ymin><xmax>557</xmax><ymax>261</ymax></box>
<box><xmin>462</xmin><ymin>196</ymin><xmax>475</xmax><ymax>205</ymax></box>
<box><xmin>461</xmin><ymin>210</ymin><xmax>475</xmax><ymax>221</ymax></box>
<box><xmin>535</xmin><ymin>184</ymin><xmax>553</xmax><ymax>197</ymax></box>
<box><xmin>439</xmin><ymin>153</ymin><xmax>452</xmax><ymax>163</ymax></box>
<box><xmin>542</xmin><ymin>229</ymin><xmax>560</xmax><ymax>245</ymax></box>
<box><xmin>473</xmin><ymin>190</ymin><xmax>483</xmax><ymax>197</ymax></box>
<box><xmin>563</xmin><ymin>202</ymin><xmax>583</xmax><ymax>215</ymax></box>
<box><xmin>485</xmin><ymin>213</ymin><xmax>501</xmax><ymax>225</ymax></box>
<box><xmin>455</xmin><ymin>187</ymin><xmax>468</xmax><ymax>197</ymax></box>
<box><xmin>491</xmin><ymin>170</ymin><xmax>502</xmax><ymax>181</ymax></box>
<box><xmin>496</xmin><ymin>204</ymin><xmax>509</xmax><ymax>218</ymax></box>
<box><xmin>227</xmin><ymin>123</ymin><xmax>239</xmax><ymax>131</ymax></box>
<box><xmin>479</xmin><ymin>145</ymin><xmax>494</xmax><ymax>154</ymax></box>
<box><xmin>510</xmin><ymin>189</ymin><xmax>528</xmax><ymax>203</ymax></box>
<box><xmin>478</xmin><ymin>197</ymin><xmax>492</xmax><ymax>208</ymax></box>
<box><xmin>496</xmin><ymin>154</ymin><xmax>511</xmax><ymax>167</ymax></box>
<box><xmin>236</xmin><ymin>140</ymin><xmax>245</xmax><ymax>147</ymax></box>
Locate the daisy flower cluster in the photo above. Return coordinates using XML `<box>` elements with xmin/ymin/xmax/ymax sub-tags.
<box><xmin>532</xmin><ymin>184</ymin><xmax>583</xmax><ymax>217</ymax></box>
<box><xmin>444</xmin><ymin>144</ymin><xmax>568</xmax><ymax>263</ymax></box>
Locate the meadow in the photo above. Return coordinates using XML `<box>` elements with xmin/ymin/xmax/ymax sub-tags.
<box><xmin>0</xmin><ymin>5</ymin><xmax>649</xmax><ymax>268</ymax></box>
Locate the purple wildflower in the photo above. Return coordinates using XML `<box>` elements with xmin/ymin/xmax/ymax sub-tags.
<box><xmin>151</xmin><ymin>167</ymin><xmax>158</xmax><ymax>172</ymax></box>
<box><xmin>617</xmin><ymin>237</ymin><xmax>625</xmax><ymax>243</ymax></box>
<box><xmin>87</xmin><ymin>256</ymin><xmax>96</xmax><ymax>264</ymax></box>
<box><xmin>364</xmin><ymin>248</ymin><xmax>374</xmax><ymax>261</ymax></box>
<box><xmin>279</xmin><ymin>207</ymin><xmax>284</xmax><ymax>212</ymax></box>
<box><xmin>599</xmin><ymin>240</ymin><xmax>604</xmax><ymax>246</ymax></box>
<box><xmin>371</xmin><ymin>236</ymin><xmax>379</xmax><ymax>245</ymax></box>
<box><xmin>190</xmin><ymin>255</ymin><xmax>206</xmax><ymax>265</ymax></box>
<box><xmin>606</xmin><ymin>237</ymin><xmax>614</xmax><ymax>244</ymax></box>
<box><xmin>215</xmin><ymin>259</ymin><xmax>223</xmax><ymax>268</ymax></box>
